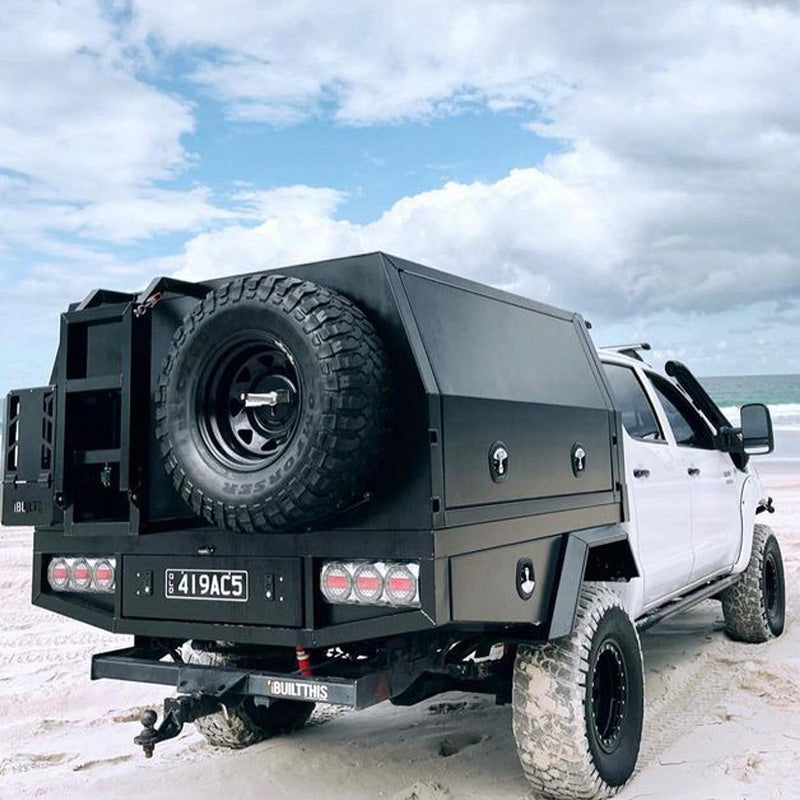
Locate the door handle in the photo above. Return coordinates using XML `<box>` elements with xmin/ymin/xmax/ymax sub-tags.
<box><xmin>633</xmin><ymin>468</ymin><xmax>650</xmax><ymax>479</ymax></box>
<box><xmin>688</xmin><ymin>467</ymin><xmax>701</xmax><ymax>477</ymax></box>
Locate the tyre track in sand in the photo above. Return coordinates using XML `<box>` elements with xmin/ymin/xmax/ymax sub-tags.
<box><xmin>637</xmin><ymin>646</ymin><xmax>739</xmax><ymax>770</ymax></box>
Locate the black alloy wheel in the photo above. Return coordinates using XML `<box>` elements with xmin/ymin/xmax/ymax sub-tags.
<box><xmin>763</xmin><ymin>547</ymin><xmax>785</xmax><ymax>636</ymax></box>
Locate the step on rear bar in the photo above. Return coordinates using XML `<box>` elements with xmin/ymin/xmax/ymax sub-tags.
<box><xmin>91</xmin><ymin>645</ymin><xmax>390</xmax><ymax>709</ymax></box>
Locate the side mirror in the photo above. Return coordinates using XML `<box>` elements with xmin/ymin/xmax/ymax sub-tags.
<box><xmin>740</xmin><ymin>403</ymin><xmax>774</xmax><ymax>455</ymax></box>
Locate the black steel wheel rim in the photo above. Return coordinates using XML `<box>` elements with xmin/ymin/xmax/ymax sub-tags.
<box><xmin>197</xmin><ymin>333</ymin><xmax>302</xmax><ymax>471</ymax></box>
<box><xmin>764</xmin><ymin>551</ymin><xmax>782</xmax><ymax>625</ymax></box>
<box><xmin>591</xmin><ymin>639</ymin><xmax>628</xmax><ymax>754</ymax></box>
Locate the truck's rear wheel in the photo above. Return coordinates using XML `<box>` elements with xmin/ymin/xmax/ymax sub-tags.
<box><xmin>157</xmin><ymin>274</ymin><xmax>389</xmax><ymax>532</ymax></box>
<box><xmin>512</xmin><ymin>585</ymin><xmax>644</xmax><ymax>800</ymax></box>
<box><xmin>183</xmin><ymin>648</ymin><xmax>315</xmax><ymax>749</ymax></box>
<box><xmin>721</xmin><ymin>524</ymin><xmax>785</xmax><ymax>643</ymax></box>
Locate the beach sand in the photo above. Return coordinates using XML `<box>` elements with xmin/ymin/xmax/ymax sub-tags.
<box><xmin>1</xmin><ymin>463</ymin><xmax>798</xmax><ymax>800</ymax></box>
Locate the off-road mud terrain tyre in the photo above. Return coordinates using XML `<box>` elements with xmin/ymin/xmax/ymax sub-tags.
<box><xmin>157</xmin><ymin>274</ymin><xmax>389</xmax><ymax>532</ymax></box>
<box><xmin>183</xmin><ymin>648</ymin><xmax>315</xmax><ymax>748</ymax></box>
<box><xmin>721</xmin><ymin>524</ymin><xmax>785</xmax><ymax>643</ymax></box>
<box><xmin>512</xmin><ymin>585</ymin><xmax>644</xmax><ymax>800</ymax></box>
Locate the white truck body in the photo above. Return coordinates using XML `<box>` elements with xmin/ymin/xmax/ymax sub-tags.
<box><xmin>598</xmin><ymin>351</ymin><xmax>767</xmax><ymax>620</ymax></box>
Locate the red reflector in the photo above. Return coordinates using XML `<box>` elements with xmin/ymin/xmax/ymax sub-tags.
<box><xmin>356</xmin><ymin>575</ymin><xmax>380</xmax><ymax>590</ymax></box>
<box><xmin>51</xmin><ymin>566</ymin><xmax>68</xmax><ymax>580</ymax></box>
<box><xmin>326</xmin><ymin>574</ymin><xmax>349</xmax><ymax>590</ymax></box>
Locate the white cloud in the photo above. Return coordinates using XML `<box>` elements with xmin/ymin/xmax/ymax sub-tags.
<box><xmin>231</xmin><ymin>186</ymin><xmax>348</xmax><ymax>220</ymax></box>
<box><xmin>0</xmin><ymin>1</ymin><xmax>192</xmax><ymax>193</ymax></box>
<box><xmin>173</xmin><ymin>145</ymin><xmax>800</xmax><ymax>319</ymax></box>
<box><xmin>142</xmin><ymin>0</ymin><xmax>800</xmax><ymax>332</ymax></box>
<box><xmin>4</xmin><ymin>0</ymin><xmax>800</xmax><ymax>380</ymax></box>
<box><xmin>0</xmin><ymin>0</ymin><xmax>235</xmax><ymax>249</ymax></box>
<box><xmin>64</xmin><ymin>188</ymin><xmax>238</xmax><ymax>242</ymax></box>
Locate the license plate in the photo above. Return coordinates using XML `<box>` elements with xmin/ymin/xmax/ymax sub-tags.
<box><xmin>165</xmin><ymin>569</ymin><xmax>249</xmax><ymax>602</ymax></box>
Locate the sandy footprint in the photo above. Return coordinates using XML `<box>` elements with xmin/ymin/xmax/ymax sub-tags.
<box><xmin>0</xmin><ymin>751</ymin><xmax>75</xmax><ymax>775</ymax></box>
<box><xmin>73</xmin><ymin>754</ymin><xmax>133</xmax><ymax>772</ymax></box>
<box><xmin>437</xmin><ymin>731</ymin><xmax>484</xmax><ymax>757</ymax></box>
<box><xmin>729</xmin><ymin>661</ymin><xmax>800</xmax><ymax>706</ymax></box>
<box><xmin>721</xmin><ymin>751</ymin><xmax>765</xmax><ymax>784</ymax></box>
<box><xmin>392</xmin><ymin>780</ymin><xmax>451</xmax><ymax>800</ymax></box>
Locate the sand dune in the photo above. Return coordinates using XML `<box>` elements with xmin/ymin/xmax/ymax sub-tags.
<box><xmin>1</xmin><ymin>464</ymin><xmax>798</xmax><ymax>799</ymax></box>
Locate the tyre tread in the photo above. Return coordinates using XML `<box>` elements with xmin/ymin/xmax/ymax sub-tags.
<box><xmin>512</xmin><ymin>584</ymin><xmax>643</xmax><ymax>800</ymax></box>
<box><xmin>184</xmin><ymin>648</ymin><xmax>314</xmax><ymax>749</ymax></box>
<box><xmin>720</xmin><ymin>524</ymin><xmax>781</xmax><ymax>643</ymax></box>
<box><xmin>156</xmin><ymin>274</ymin><xmax>389</xmax><ymax>532</ymax></box>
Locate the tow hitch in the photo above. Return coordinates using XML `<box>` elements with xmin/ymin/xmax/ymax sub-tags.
<box><xmin>135</xmin><ymin>695</ymin><xmax>219</xmax><ymax>758</ymax></box>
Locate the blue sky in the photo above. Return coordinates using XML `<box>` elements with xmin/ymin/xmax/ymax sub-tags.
<box><xmin>186</xmin><ymin>107</ymin><xmax>559</xmax><ymax>223</ymax></box>
<box><xmin>2</xmin><ymin>0</ymin><xmax>800</xmax><ymax>394</ymax></box>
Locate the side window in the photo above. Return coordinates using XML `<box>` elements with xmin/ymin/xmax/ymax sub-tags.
<box><xmin>648</xmin><ymin>374</ymin><xmax>715</xmax><ymax>450</ymax></box>
<box><xmin>602</xmin><ymin>364</ymin><xmax>663</xmax><ymax>442</ymax></box>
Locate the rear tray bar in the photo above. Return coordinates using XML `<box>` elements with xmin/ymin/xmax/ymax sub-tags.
<box><xmin>91</xmin><ymin>646</ymin><xmax>390</xmax><ymax>709</ymax></box>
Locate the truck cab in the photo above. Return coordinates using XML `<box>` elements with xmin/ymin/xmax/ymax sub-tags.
<box><xmin>598</xmin><ymin>348</ymin><xmax>768</xmax><ymax>618</ymax></box>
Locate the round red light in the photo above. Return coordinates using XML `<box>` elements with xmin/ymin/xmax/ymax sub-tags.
<box><xmin>70</xmin><ymin>559</ymin><xmax>92</xmax><ymax>590</ymax></box>
<box><xmin>353</xmin><ymin>564</ymin><xmax>384</xmax><ymax>604</ymax></box>
<box><xmin>321</xmin><ymin>563</ymin><xmax>352</xmax><ymax>603</ymax></box>
<box><xmin>385</xmin><ymin>564</ymin><xmax>418</xmax><ymax>606</ymax></box>
<box><xmin>47</xmin><ymin>558</ymin><xmax>70</xmax><ymax>590</ymax></box>
<box><xmin>92</xmin><ymin>559</ymin><xmax>115</xmax><ymax>592</ymax></box>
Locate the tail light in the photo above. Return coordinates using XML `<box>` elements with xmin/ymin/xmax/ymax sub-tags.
<box><xmin>47</xmin><ymin>558</ymin><xmax>70</xmax><ymax>590</ymax></box>
<box><xmin>320</xmin><ymin>563</ymin><xmax>352</xmax><ymax>602</ymax></box>
<box><xmin>92</xmin><ymin>559</ymin><xmax>115</xmax><ymax>592</ymax></box>
<box><xmin>70</xmin><ymin>559</ymin><xmax>92</xmax><ymax>590</ymax></box>
<box><xmin>353</xmin><ymin>564</ymin><xmax>384</xmax><ymax>604</ymax></box>
<box><xmin>45</xmin><ymin>556</ymin><xmax>116</xmax><ymax>593</ymax></box>
<box><xmin>385</xmin><ymin>564</ymin><xmax>417</xmax><ymax>605</ymax></box>
<box><xmin>320</xmin><ymin>561</ymin><xmax>420</xmax><ymax>608</ymax></box>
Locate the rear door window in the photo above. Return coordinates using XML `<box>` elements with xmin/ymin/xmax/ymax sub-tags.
<box><xmin>602</xmin><ymin>363</ymin><xmax>664</xmax><ymax>442</ymax></box>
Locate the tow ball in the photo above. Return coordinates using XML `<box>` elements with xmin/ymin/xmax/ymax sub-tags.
<box><xmin>134</xmin><ymin>695</ymin><xmax>219</xmax><ymax>758</ymax></box>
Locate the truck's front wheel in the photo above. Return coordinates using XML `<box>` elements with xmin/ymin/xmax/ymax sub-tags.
<box><xmin>512</xmin><ymin>585</ymin><xmax>644</xmax><ymax>800</ymax></box>
<box><xmin>184</xmin><ymin>648</ymin><xmax>315</xmax><ymax>749</ymax></box>
<box><xmin>721</xmin><ymin>524</ymin><xmax>785</xmax><ymax>643</ymax></box>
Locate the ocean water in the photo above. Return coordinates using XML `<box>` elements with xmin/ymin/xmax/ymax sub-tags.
<box><xmin>702</xmin><ymin>374</ymin><xmax>800</xmax><ymax>429</ymax></box>
<box><xmin>701</xmin><ymin>374</ymin><xmax>800</xmax><ymax>461</ymax></box>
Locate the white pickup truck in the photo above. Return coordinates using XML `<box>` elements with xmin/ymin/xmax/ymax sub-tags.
<box><xmin>513</xmin><ymin>344</ymin><xmax>785</xmax><ymax>799</ymax></box>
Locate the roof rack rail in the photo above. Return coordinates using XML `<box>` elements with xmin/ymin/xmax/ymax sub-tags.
<box><xmin>599</xmin><ymin>342</ymin><xmax>652</xmax><ymax>362</ymax></box>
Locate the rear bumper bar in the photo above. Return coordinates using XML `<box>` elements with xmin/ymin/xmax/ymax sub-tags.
<box><xmin>91</xmin><ymin>646</ymin><xmax>391</xmax><ymax>710</ymax></box>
